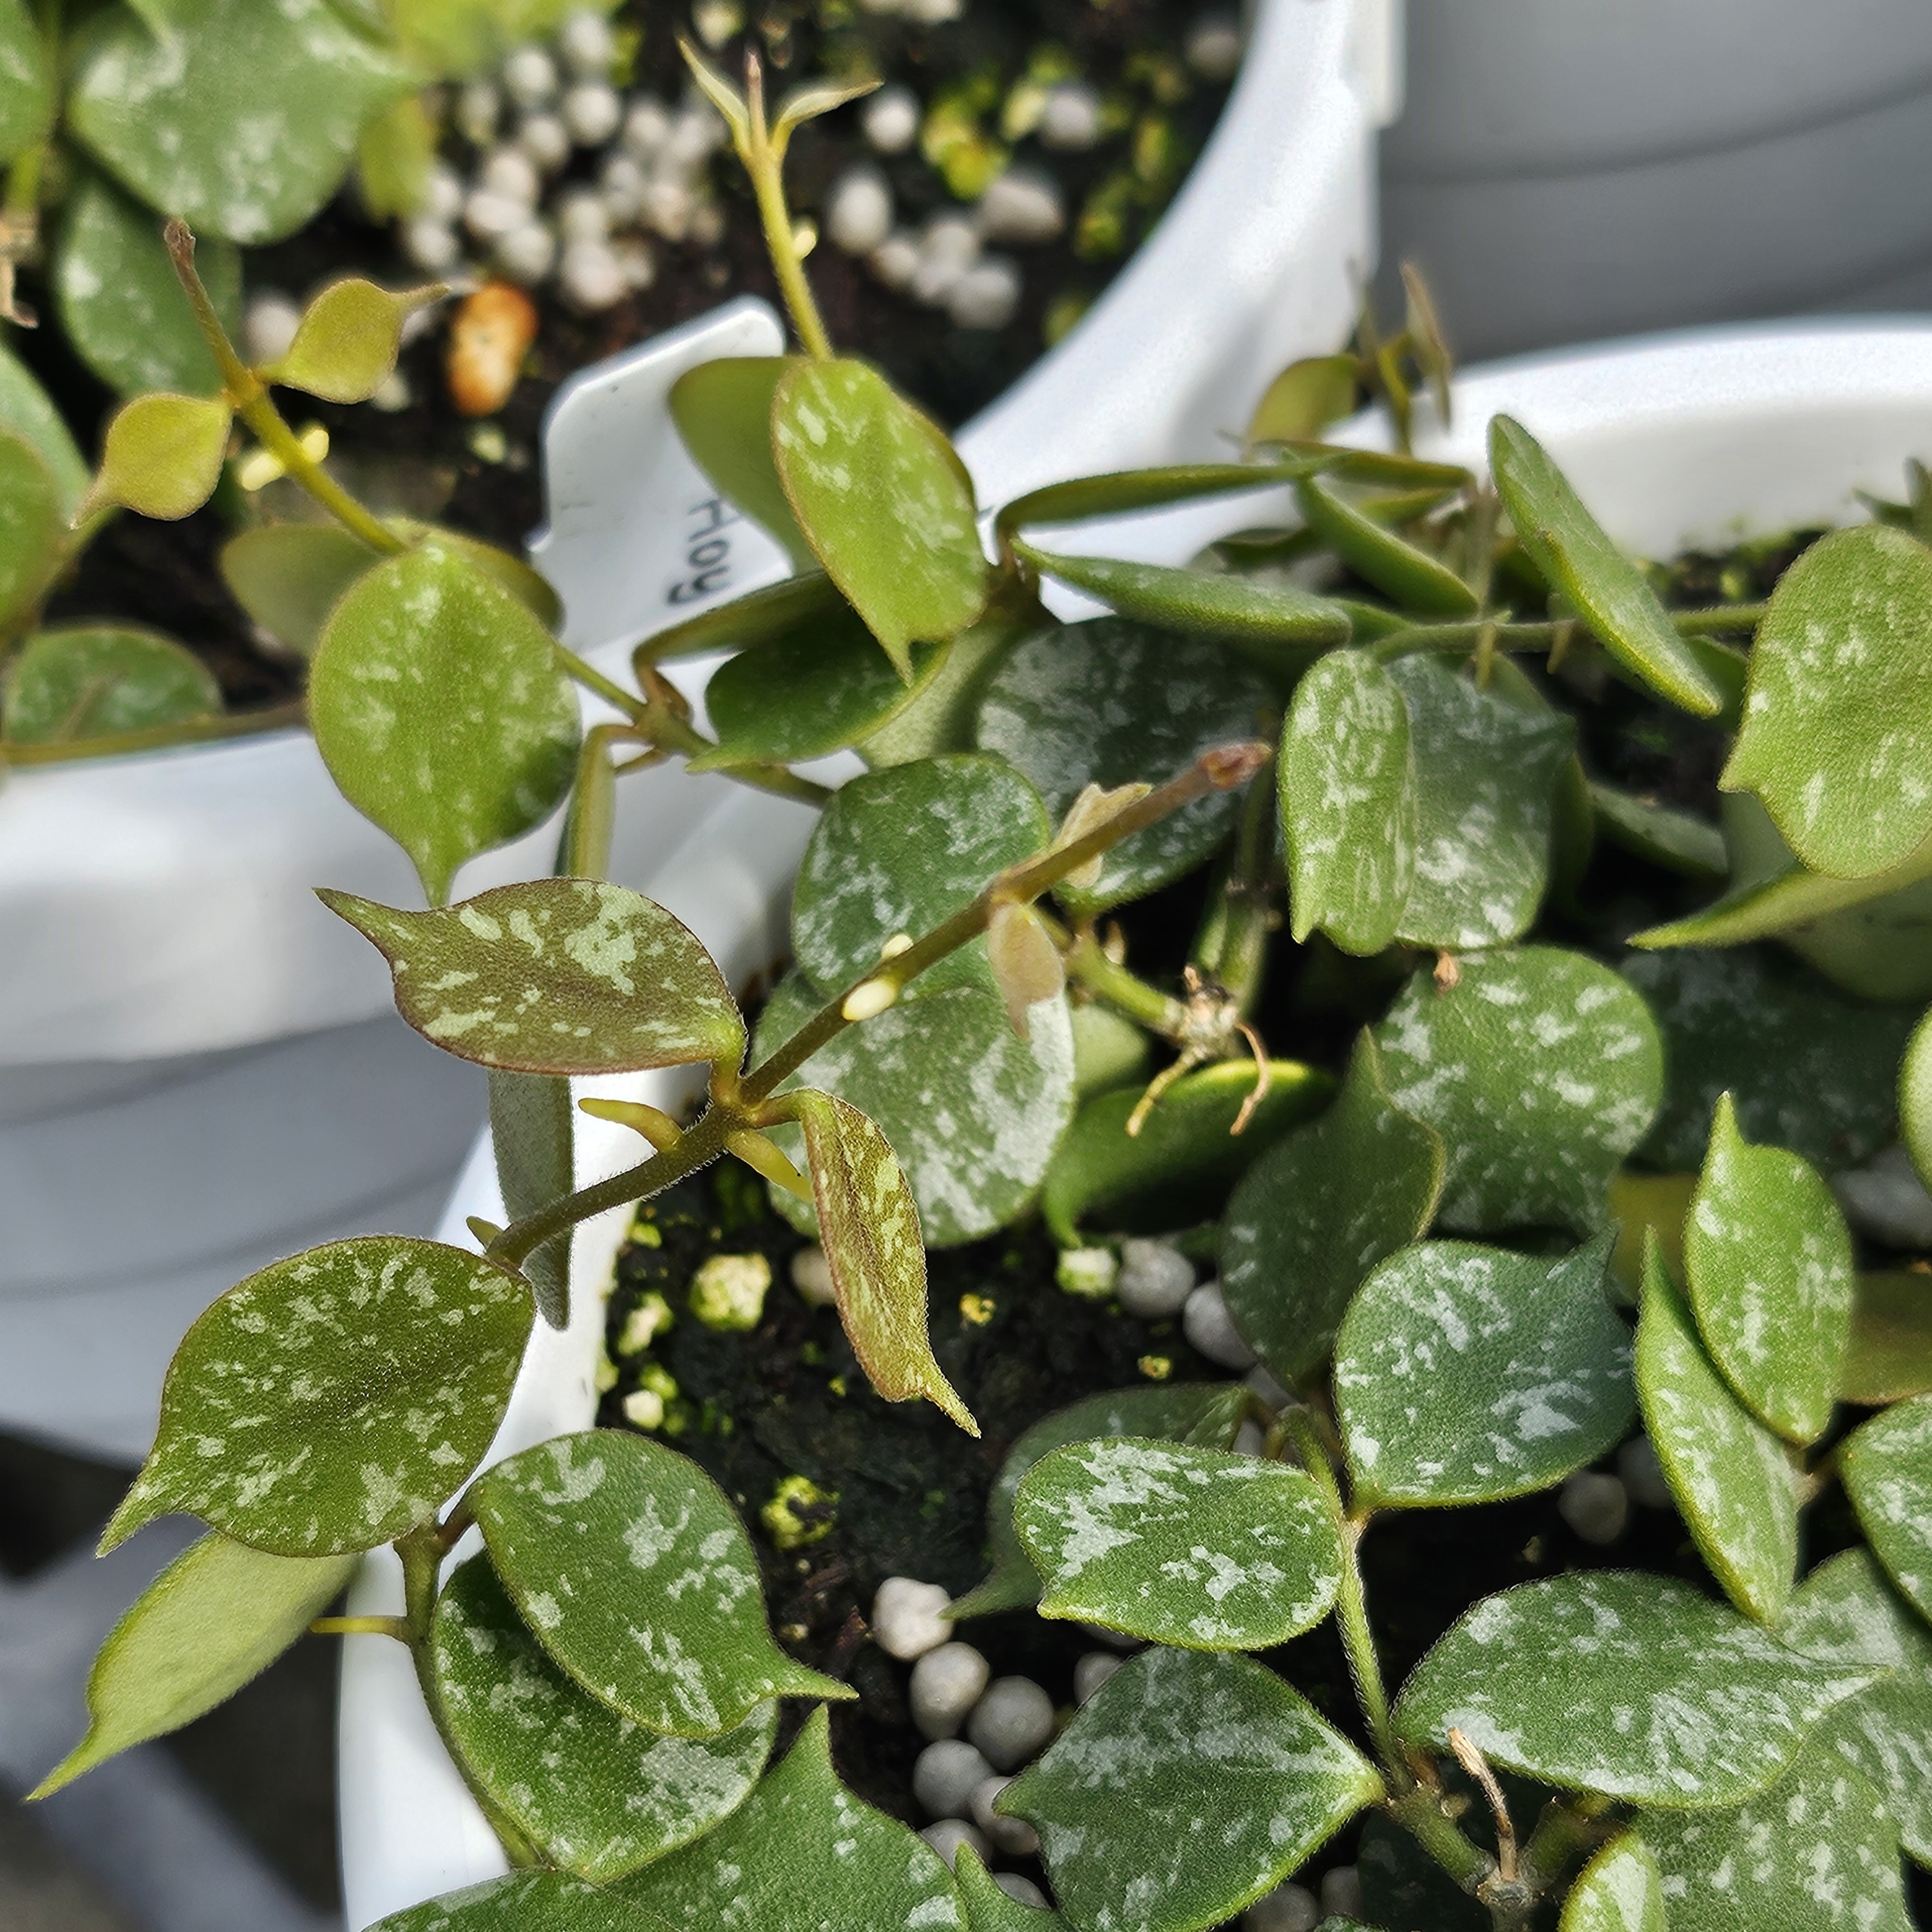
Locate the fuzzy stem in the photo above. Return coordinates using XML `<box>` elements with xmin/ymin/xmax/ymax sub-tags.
<box><xmin>1191</xmin><ymin>772</ymin><xmax>1278</xmax><ymax>1016</ymax></box>
<box><xmin>1059</xmin><ymin>927</ymin><xmax>1188</xmax><ymax>1036</ymax></box>
<box><xmin>743</xmin><ymin>55</ymin><xmax>833</xmax><ymax>359</ymax></box>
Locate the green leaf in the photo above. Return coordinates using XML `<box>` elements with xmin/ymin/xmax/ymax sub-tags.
<box><xmin>1014</xmin><ymin>1438</ymin><xmax>1341</xmax><ymax>1648</ymax></box>
<box><xmin>790</xmin><ymin>753</ymin><xmax>1049</xmax><ymax>1001</ymax></box>
<box><xmin>370</xmin><ymin>1872</ymin><xmax>674</xmax><ymax>1932</ymax></box>
<box><xmin>1385</xmin><ymin>652</ymin><xmax>1575</xmax><ymax>949</ymax></box>
<box><xmin>0</xmin><ymin>429</ymin><xmax>64</xmax><ymax>626</ymax></box>
<box><xmin>1221</xmin><ymin>1030</ymin><xmax>1444</xmax><ymax>1384</ymax></box>
<box><xmin>1683</xmin><ymin>1094</ymin><xmax>1853</xmax><ymax>1443</ymax></box>
<box><xmin>102</xmin><ymin>1236</ymin><xmax>533</xmax><ymax>1557</ymax></box>
<box><xmin>1</xmin><ymin>625</ymin><xmax>221</xmax><ymax>744</ymax></box>
<box><xmin>433</xmin><ymin>1555</ymin><xmax>775</xmax><ymax>1882</ymax></box>
<box><xmin>992</xmin><ymin>458</ymin><xmax>1331</xmax><ymax>550</ymax></box>
<box><xmin>488</xmin><ymin>1069</ymin><xmax>572</xmax><ymax>1330</ymax></box>
<box><xmin>219</xmin><ymin>524</ymin><xmax>379</xmax><ymax>656</ymax></box>
<box><xmin>310</xmin><ymin>543</ymin><xmax>581</xmax><ymax>904</ymax></box>
<box><xmin>621</xmin><ymin>1707</ymin><xmax>964</xmax><ymax>1931</ymax></box>
<box><xmin>1375</xmin><ymin>947</ymin><xmax>1665</xmax><ymax>1236</ymax></box>
<box><xmin>0</xmin><ymin>343</ymin><xmax>88</xmax><ymax>517</ymax></box>
<box><xmin>1904</xmin><ymin>1001</ymin><xmax>1932</xmax><ymax>1189</ymax></box>
<box><xmin>953</xmin><ymin>1846</ymin><xmax>1064</xmax><ymax>1929</ymax></box>
<box><xmin>1246</xmin><ymin>355</ymin><xmax>1360</xmax><ymax>446</ymax></box>
<box><xmin>1279</xmin><ymin>649</ymin><xmax>1416</xmax><ymax>953</ymax></box>
<box><xmin>68</xmin><ymin>0</ymin><xmax>415</xmax><ymax>245</ymax></box>
<box><xmin>1589</xmin><ymin>782</ymin><xmax>1728</xmax><ymax>882</ymax></box>
<box><xmin>1041</xmin><ymin>1056</ymin><xmax>1332</xmax><ymax>1247</ymax></box>
<box><xmin>86</xmin><ymin>392</ymin><xmax>232</xmax><ymax>522</ymax></box>
<box><xmin>976</xmin><ymin>618</ymin><xmax>1273</xmax><ymax>914</ymax></box>
<box><xmin>32</xmin><ymin>1531</ymin><xmax>355</xmax><ymax>1796</ymax></box>
<box><xmin>1626</xmin><ymin>948</ymin><xmax>1912</xmax><ymax>1174</ymax></box>
<box><xmin>1637</xmin><ymin>1742</ymin><xmax>1912</xmax><ymax>1932</ymax></box>
<box><xmin>471</xmin><ymin>1431</ymin><xmax>847</xmax><ymax>1736</ymax></box>
<box><xmin>773</xmin><ymin>357</ymin><xmax>987</xmax><ymax>677</ymax></box>
<box><xmin>1781</xmin><ymin>1547</ymin><xmax>1932</xmax><ymax>1867</ymax></box>
<box><xmin>1393</xmin><ymin>1570</ymin><xmax>1879</xmax><ymax>1807</ymax></box>
<box><xmin>1841</xmin><ymin>1393</ymin><xmax>1932</xmax><ymax>1625</ymax></box>
<box><xmin>0</xmin><ymin>0</ymin><xmax>51</xmax><ymax>163</ymax></box>
<box><xmin>1296</xmin><ymin>473</ymin><xmax>1478</xmax><ymax>617</ymax></box>
<box><xmin>1336</xmin><ymin>1235</ymin><xmax>1634</xmax><ymax>1507</ymax></box>
<box><xmin>1724</xmin><ymin>525</ymin><xmax>1932</xmax><ymax>878</ymax></box>
<box><xmin>1636</xmin><ymin>1243</ymin><xmax>1797</xmax><ymax>1623</ymax></box>
<box><xmin>391</xmin><ymin>522</ymin><xmax>564</xmax><ymax>630</ymax></box>
<box><xmin>1560</xmin><ymin>1833</ymin><xmax>1665</xmax><ymax>1932</ymax></box>
<box><xmin>857</xmin><ymin>610</ymin><xmax>1030</xmax><ymax>766</ymax></box>
<box><xmin>951</xmin><ymin>1383</ymin><xmax>1248</xmax><ymax>1620</ymax></box>
<box><xmin>667</xmin><ymin>357</ymin><xmax>812</xmax><ymax>568</ymax></box>
<box><xmin>355</xmin><ymin>91</ymin><xmax>435</xmax><ymax>221</ymax></box>
<box><xmin>787</xmin><ymin>1088</ymin><xmax>975</xmax><ymax>1432</ymax></box>
<box><xmin>321</xmin><ymin>880</ymin><xmax>744</xmax><ymax>1075</ymax></box>
<box><xmin>1001</xmin><ymin>1647</ymin><xmax>1381</xmax><ymax>1932</ymax></box>
<box><xmin>1842</xmin><ymin>1273</ymin><xmax>1932</xmax><ymax>1405</ymax></box>
<box><xmin>274</xmin><ymin>277</ymin><xmax>441</xmax><ymax>404</ymax></box>
<box><xmin>1489</xmin><ymin>415</ymin><xmax>1722</xmax><ymax>717</ymax></box>
<box><xmin>1014</xmin><ymin>542</ymin><xmax>1350</xmax><ymax>674</ymax></box>
<box><xmin>754</xmin><ymin>970</ymin><xmax>1074</xmax><ymax>1248</ymax></box>
<box><xmin>54</xmin><ymin>172</ymin><xmax>242</xmax><ymax>397</ymax></box>
<box><xmin>695</xmin><ymin>621</ymin><xmax>947</xmax><ymax>770</ymax></box>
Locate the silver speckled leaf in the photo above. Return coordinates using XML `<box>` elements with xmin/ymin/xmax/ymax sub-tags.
<box><xmin>1636</xmin><ymin>1245</ymin><xmax>1796</xmax><ymax>1624</ymax></box>
<box><xmin>954</xmin><ymin>1846</ymin><xmax>1064</xmax><ymax>1929</ymax></box>
<box><xmin>1841</xmin><ymin>1394</ymin><xmax>1932</xmax><ymax>1626</ymax></box>
<box><xmin>1559</xmin><ymin>1833</ymin><xmax>1665</xmax><ymax>1932</ymax></box>
<box><xmin>370</xmin><ymin>1871</ymin><xmax>674</xmax><ymax>1932</ymax></box>
<box><xmin>1014</xmin><ymin>1438</ymin><xmax>1341</xmax><ymax>1649</ymax></box>
<box><xmin>620</xmin><ymin>1707</ymin><xmax>967</xmax><ymax>1932</ymax></box>
<box><xmin>1001</xmin><ymin>1647</ymin><xmax>1382</xmax><ymax>1932</ymax></box>
<box><xmin>102</xmin><ymin>1238</ymin><xmax>531</xmax><ymax>1557</ymax></box>
<box><xmin>471</xmin><ymin>1432</ymin><xmax>847</xmax><ymax>1738</ymax></box>
<box><xmin>1394</xmin><ymin>1571</ymin><xmax>1878</xmax><ymax>1807</ymax></box>
<box><xmin>1335</xmin><ymin>1235</ymin><xmax>1634</xmax><ymax>1508</ymax></box>
<box><xmin>433</xmin><ymin>1555</ymin><xmax>775</xmax><ymax>1882</ymax></box>
<box><xmin>322</xmin><ymin>881</ymin><xmax>744</xmax><ymax>1075</ymax></box>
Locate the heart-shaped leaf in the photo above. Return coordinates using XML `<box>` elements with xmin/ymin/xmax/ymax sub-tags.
<box><xmin>1280</xmin><ymin>649</ymin><xmax>1416</xmax><ymax>954</ymax></box>
<box><xmin>0</xmin><ymin>343</ymin><xmax>88</xmax><ymax>516</ymax></box>
<box><xmin>1336</xmin><ymin>1235</ymin><xmax>1634</xmax><ymax>1507</ymax></box>
<box><xmin>321</xmin><ymin>880</ymin><xmax>744</xmax><ymax>1075</ymax></box>
<box><xmin>1842</xmin><ymin>1273</ymin><xmax>1932</xmax><ymax>1405</ymax></box>
<box><xmin>86</xmin><ymin>392</ymin><xmax>232</xmax><ymax>522</ymax></box>
<box><xmin>976</xmin><ymin>618</ymin><xmax>1272</xmax><ymax>914</ymax></box>
<box><xmin>667</xmin><ymin>356</ymin><xmax>812</xmax><ymax>567</ymax></box>
<box><xmin>103</xmin><ymin>1237</ymin><xmax>533</xmax><ymax>1557</ymax></box>
<box><xmin>310</xmin><ymin>542</ymin><xmax>581</xmax><ymax>904</ymax></box>
<box><xmin>786</xmin><ymin>1088</ymin><xmax>975</xmax><ymax>1432</ymax></box>
<box><xmin>0</xmin><ymin>0</ymin><xmax>51</xmax><ymax>163</ymax></box>
<box><xmin>1222</xmin><ymin>1030</ymin><xmax>1444</xmax><ymax>1384</ymax></box>
<box><xmin>1560</xmin><ymin>1833</ymin><xmax>1665</xmax><ymax>1932</ymax></box>
<box><xmin>1296</xmin><ymin>474</ymin><xmax>1478</xmax><ymax>618</ymax></box>
<box><xmin>1683</xmin><ymin>1094</ymin><xmax>1853</xmax><ymax>1444</ymax></box>
<box><xmin>54</xmin><ymin>171</ymin><xmax>241</xmax><ymax>397</ymax></box>
<box><xmin>1781</xmin><ymin>1548</ymin><xmax>1932</xmax><ymax>1867</ymax></box>
<box><xmin>2</xmin><ymin>626</ymin><xmax>221</xmax><ymax>744</ymax></box>
<box><xmin>472</xmin><ymin>1431</ymin><xmax>848</xmax><ymax>1736</ymax></box>
<box><xmin>488</xmin><ymin>1070</ymin><xmax>573</xmax><ymax>1330</ymax></box>
<box><xmin>753</xmin><ymin>971</ymin><xmax>1074</xmax><ymax>1248</ymax></box>
<box><xmin>371</xmin><ymin>1872</ymin><xmax>674</xmax><ymax>1932</ymax></box>
<box><xmin>1627</xmin><ymin>948</ymin><xmax>1913</xmax><ymax>1174</ymax></box>
<box><xmin>1014</xmin><ymin>1438</ymin><xmax>1341</xmax><ymax>1647</ymax></box>
<box><xmin>773</xmin><ymin>357</ymin><xmax>986</xmax><ymax>677</ymax></box>
<box><xmin>1636</xmin><ymin>1743</ymin><xmax>1911</xmax><ymax>1932</ymax></box>
<box><xmin>273</xmin><ymin>278</ymin><xmax>441</xmax><ymax>404</ymax></box>
<box><xmin>620</xmin><ymin>1707</ymin><xmax>965</xmax><ymax>1931</ymax></box>
<box><xmin>1841</xmin><ymin>1394</ymin><xmax>1932</xmax><ymax>1625</ymax></box>
<box><xmin>1636</xmin><ymin>1244</ymin><xmax>1796</xmax><ymax>1623</ymax></box>
<box><xmin>433</xmin><ymin>1555</ymin><xmax>775</xmax><ymax>1882</ymax></box>
<box><xmin>1014</xmin><ymin>542</ymin><xmax>1350</xmax><ymax>673</ymax></box>
<box><xmin>954</xmin><ymin>1846</ymin><xmax>1063</xmax><ymax>1929</ymax></box>
<box><xmin>32</xmin><ymin>1531</ymin><xmax>355</xmax><ymax>1796</ymax></box>
<box><xmin>1001</xmin><ymin>1647</ymin><xmax>1381</xmax><ymax>1932</ymax></box>
<box><xmin>951</xmin><ymin>1384</ymin><xmax>1249</xmax><ymax>1620</ymax></box>
<box><xmin>1375</xmin><ymin>947</ymin><xmax>1664</xmax><ymax>1236</ymax></box>
<box><xmin>1724</xmin><ymin>525</ymin><xmax>1932</xmax><ymax>879</ymax></box>
<box><xmin>790</xmin><ymin>753</ymin><xmax>1050</xmax><ymax>1002</ymax></box>
<box><xmin>68</xmin><ymin>0</ymin><xmax>414</xmax><ymax>244</ymax></box>
<box><xmin>1042</xmin><ymin>1056</ymin><xmax>1331</xmax><ymax>1247</ymax></box>
<box><xmin>1393</xmin><ymin>1571</ymin><xmax>1879</xmax><ymax>1807</ymax></box>
<box><xmin>1385</xmin><ymin>652</ymin><xmax>1575</xmax><ymax>949</ymax></box>
<box><xmin>1489</xmin><ymin>415</ymin><xmax>1721</xmax><ymax>717</ymax></box>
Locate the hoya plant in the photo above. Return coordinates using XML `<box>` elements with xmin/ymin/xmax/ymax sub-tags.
<box><xmin>25</xmin><ymin>39</ymin><xmax>1932</xmax><ymax>1932</ymax></box>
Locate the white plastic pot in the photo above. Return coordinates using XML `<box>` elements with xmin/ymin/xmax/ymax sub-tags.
<box><xmin>1381</xmin><ymin>1</ymin><xmax>1932</xmax><ymax>357</ymax></box>
<box><xmin>0</xmin><ymin>0</ymin><xmax>1398</xmax><ymax>1462</ymax></box>
<box><xmin>338</xmin><ymin>319</ymin><xmax>1932</xmax><ymax>1929</ymax></box>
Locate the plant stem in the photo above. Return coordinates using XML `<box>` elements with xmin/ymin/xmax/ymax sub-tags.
<box><xmin>310</xmin><ymin>1615</ymin><xmax>408</xmax><ymax>1639</ymax></box>
<box><xmin>1519</xmin><ymin>1795</ymin><xmax>1616</xmax><ymax>1896</ymax></box>
<box><xmin>1059</xmin><ymin>925</ymin><xmax>1188</xmax><ymax>1036</ymax></box>
<box><xmin>1191</xmin><ymin>772</ymin><xmax>1278</xmax><ymax>1016</ymax></box>
<box><xmin>1374</xmin><ymin>603</ymin><xmax>1763</xmax><ymax>663</ymax></box>
<box><xmin>555</xmin><ymin>643</ymin><xmax>647</xmax><ymax>721</ymax></box>
<box><xmin>559</xmin><ymin>723</ymin><xmax>633</xmax><ymax>878</ymax></box>
<box><xmin>743</xmin><ymin>55</ymin><xmax>833</xmax><ymax>359</ymax></box>
<box><xmin>1388</xmin><ymin>1786</ymin><xmax>1497</xmax><ymax>1896</ymax></box>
